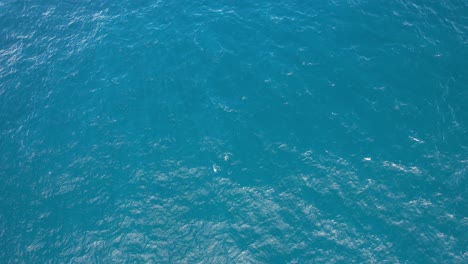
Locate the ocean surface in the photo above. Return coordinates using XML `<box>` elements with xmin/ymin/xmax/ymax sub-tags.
<box><xmin>1</xmin><ymin>0</ymin><xmax>467</xmax><ymax>263</ymax></box>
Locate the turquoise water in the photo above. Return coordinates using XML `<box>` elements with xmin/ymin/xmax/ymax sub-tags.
<box><xmin>1</xmin><ymin>0</ymin><xmax>467</xmax><ymax>262</ymax></box>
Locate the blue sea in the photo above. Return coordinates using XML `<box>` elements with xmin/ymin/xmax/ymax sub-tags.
<box><xmin>1</xmin><ymin>0</ymin><xmax>467</xmax><ymax>263</ymax></box>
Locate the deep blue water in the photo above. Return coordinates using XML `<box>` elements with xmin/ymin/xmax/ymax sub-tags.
<box><xmin>1</xmin><ymin>0</ymin><xmax>467</xmax><ymax>263</ymax></box>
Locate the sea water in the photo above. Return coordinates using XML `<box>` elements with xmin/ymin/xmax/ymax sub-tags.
<box><xmin>0</xmin><ymin>0</ymin><xmax>467</xmax><ymax>263</ymax></box>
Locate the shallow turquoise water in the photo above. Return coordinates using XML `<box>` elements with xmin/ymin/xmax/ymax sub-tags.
<box><xmin>1</xmin><ymin>0</ymin><xmax>467</xmax><ymax>263</ymax></box>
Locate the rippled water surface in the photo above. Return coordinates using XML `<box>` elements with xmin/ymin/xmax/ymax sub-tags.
<box><xmin>1</xmin><ymin>0</ymin><xmax>467</xmax><ymax>263</ymax></box>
